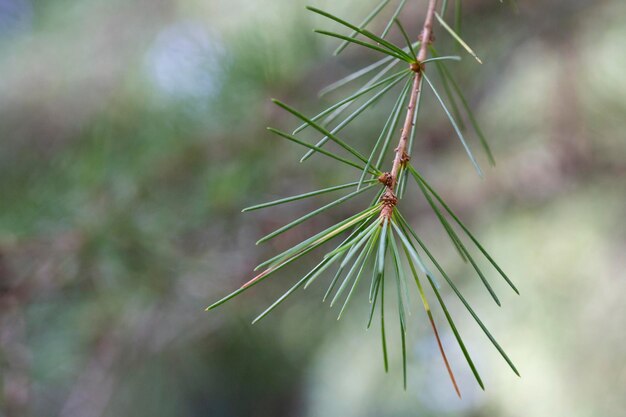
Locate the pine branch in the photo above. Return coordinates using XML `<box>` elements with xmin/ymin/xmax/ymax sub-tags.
<box><xmin>380</xmin><ymin>0</ymin><xmax>439</xmax><ymax>220</ymax></box>
<box><xmin>206</xmin><ymin>0</ymin><xmax>520</xmax><ymax>394</ymax></box>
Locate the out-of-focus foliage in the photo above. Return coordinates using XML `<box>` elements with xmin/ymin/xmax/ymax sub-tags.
<box><xmin>0</xmin><ymin>0</ymin><xmax>624</xmax><ymax>416</ymax></box>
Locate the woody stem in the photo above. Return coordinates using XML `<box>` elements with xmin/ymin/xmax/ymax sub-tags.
<box><xmin>381</xmin><ymin>0</ymin><xmax>438</xmax><ymax>219</ymax></box>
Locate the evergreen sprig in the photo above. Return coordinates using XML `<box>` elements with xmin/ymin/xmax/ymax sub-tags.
<box><xmin>207</xmin><ymin>0</ymin><xmax>520</xmax><ymax>396</ymax></box>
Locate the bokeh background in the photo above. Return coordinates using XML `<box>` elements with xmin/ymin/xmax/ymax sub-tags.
<box><xmin>1</xmin><ymin>0</ymin><xmax>625</xmax><ymax>416</ymax></box>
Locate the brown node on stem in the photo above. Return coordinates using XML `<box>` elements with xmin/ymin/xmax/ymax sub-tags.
<box><xmin>400</xmin><ymin>151</ymin><xmax>411</xmax><ymax>166</ymax></box>
<box><xmin>410</xmin><ymin>61</ymin><xmax>423</xmax><ymax>73</ymax></box>
<box><xmin>380</xmin><ymin>190</ymin><xmax>398</xmax><ymax>209</ymax></box>
<box><xmin>378</xmin><ymin>172</ymin><xmax>393</xmax><ymax>187</ymax></box>
<box><xmin>380</xmin><ymin>190</ymin><xmax>398</xmax><ymax>219</ymax></box>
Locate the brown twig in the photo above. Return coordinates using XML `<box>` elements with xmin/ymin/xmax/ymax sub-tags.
<box><xmin>381</xmin><ymin>0</ymin><xmax>438</xmax><ymax>219</ymax></box>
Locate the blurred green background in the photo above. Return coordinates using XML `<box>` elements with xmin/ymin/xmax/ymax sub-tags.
<box><xmin>1</xmin><ymin>0</ymin><xmax>625</xmax><ymax>416</ymax></box>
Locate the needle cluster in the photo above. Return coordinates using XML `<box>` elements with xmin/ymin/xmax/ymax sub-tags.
<box><xmin>207</xmin><ymin>0</ymin><xmax>520</xmax><ymax>395</ymax></box>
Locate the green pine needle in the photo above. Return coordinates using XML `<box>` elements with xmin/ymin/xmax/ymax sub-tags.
<box><xmin>301</xmin><ymin>73</ymin><xmax>410</xmax><ymax>162</ymax></box>
<box><xmin>255</xmin><ymin>183</ymin><xmax>377</xmax><ymax>245</ymax></box>
<box><xmin>381</xmin><ymin>0</ymin><xmax>408</xmax><ymax>38</ymax></box>
<box><xmin>423</xmin><ymin>73</ymin><xmax>484</xmax><ymax>177</ymax></box>
<box><xmin>242</xmin><ymin>180</ymin><xmax>378</xmax><ymax>212</ymax></box>
<box><xmin>315</xmin><ymin>30</ymin><xmax>408</xmax><ymax>62</ymax></box>
<box><xmin>307</xmin><ymin>6</ymin><xmax>414</xmax><ymax>62</ymax></box>
<box><xmin>267</xmin><ymin>127</ymin><xmax>375</xmax><ymax>174</ymax></box>
<box><xmin>334</xmin><ymin>0</ymin><xmax>390</xmax><ymax>56</ymax></box>
<box><xmin>435</xmin><ymin>12</ymin><xmax>483</xmax><ymax>64</ymax></box>
<box><xmin>271</xmin><ymin>100</ymin><xmax>370</xmax><ymax>165</ymax></box>
<box><xmin>294</xmin><ymin>70</ymin><xmax>410</xmax><ymax>135</ymax></box>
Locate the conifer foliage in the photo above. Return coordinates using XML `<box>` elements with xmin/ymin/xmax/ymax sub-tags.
<box><xmin>207</xmin><ymin>0</ymin><xmax>520</xmax><ymax>395</ymax></box>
